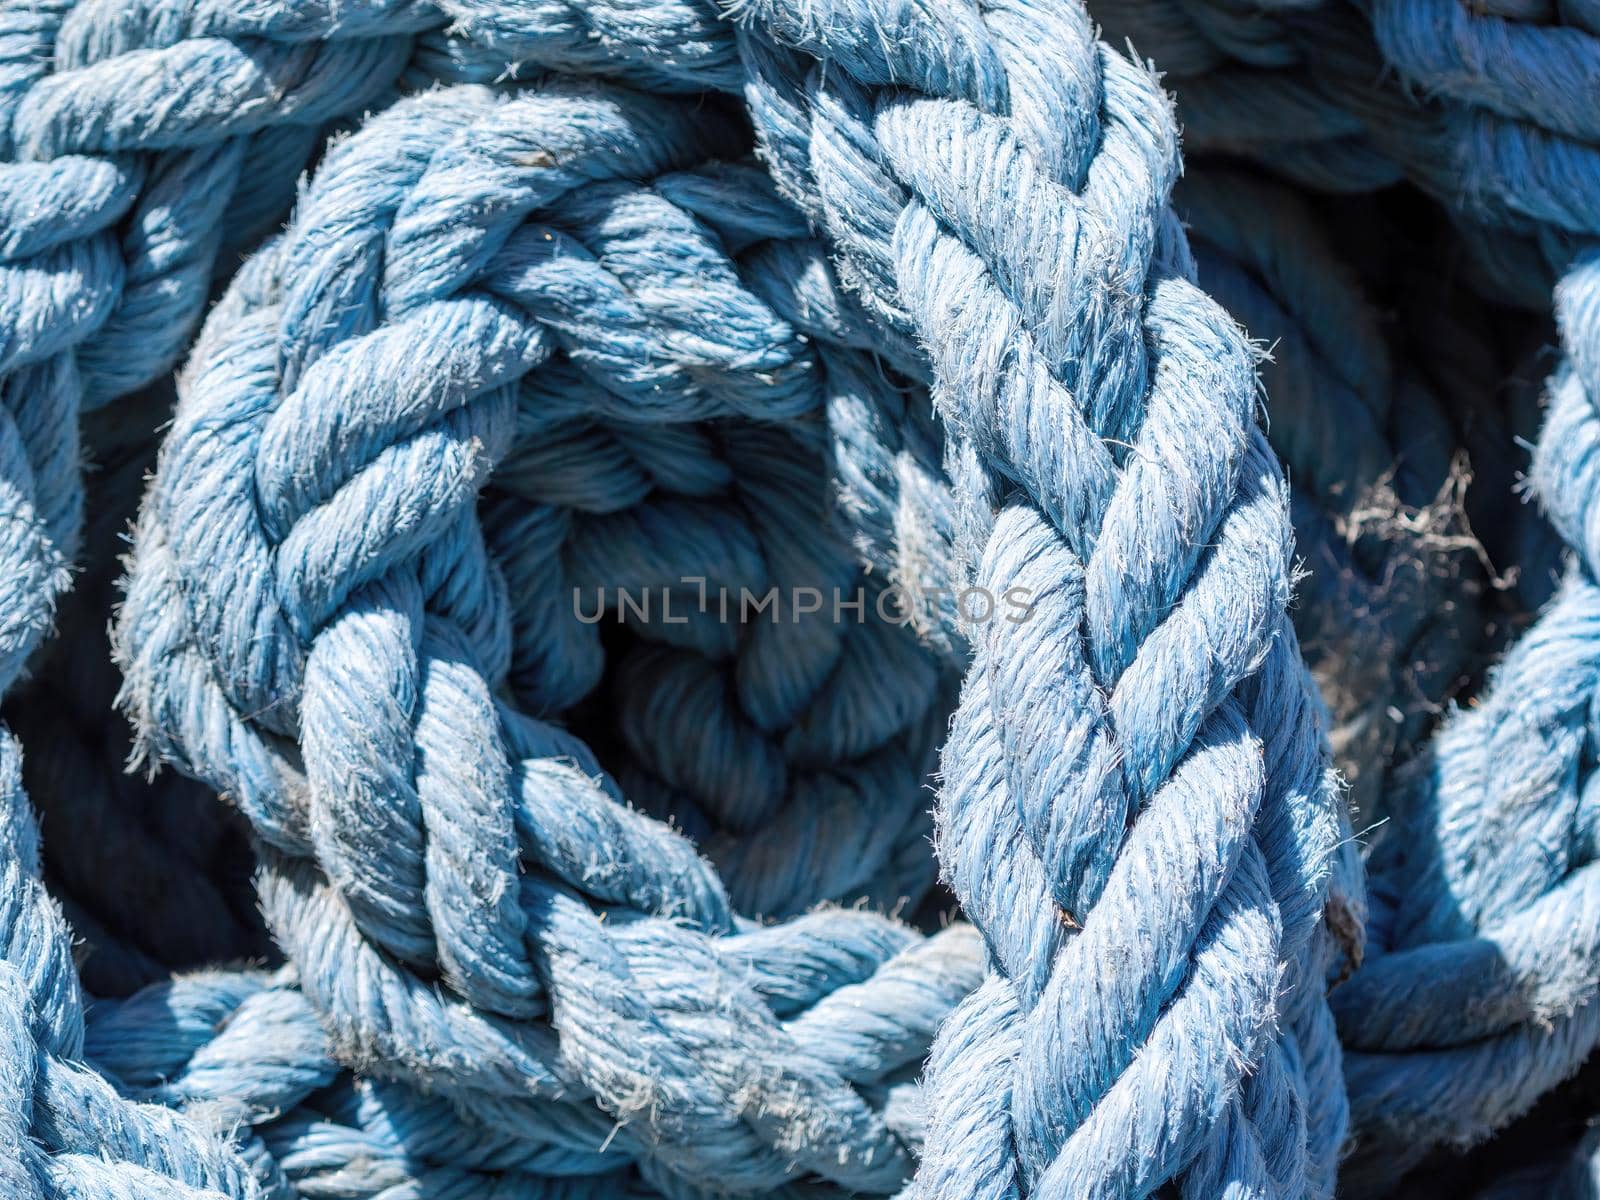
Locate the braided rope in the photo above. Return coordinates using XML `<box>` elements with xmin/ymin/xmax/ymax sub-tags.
<box><xmin>1080</xmin><ymin>0</ymin><xmax>1600</xmax><ymax>1178</ymax></box>
<box><xmin>0</xmin><ymin>7</ymin><xmax>451</xmax><ymax>1185</ymax></box>
<box><xmin>0</xmin><ymin>7</ymin><xmax>972</xmax><ymax>1192</ymax></box>
<box><xmin>83</xmin><ymin>969</ymin><xmax>657</xmax><ymax>1197</ymax></box>
<box><xmin>2</xmin><ymin>386</ymin><xmax>270</xmax><ymax>997</ymax></box>
<box><xmin>27</xmin><ymin>1</ymin><xmax>1587</xmax><ymax>1195</ymax></box>
<box><xmin>469</xmin><ymin>159</ymin><xmax>956</xmax><ymax>917</ymax></box>
<box><xmin>713</xmin><ymin>2</ymin><xmax>1349</xmax><ymax>1193</ymax></box>
<box><xmin>99</xmin><ymin>3</ymin><xmax>1370</xmax><ymax>1194</ymax></box>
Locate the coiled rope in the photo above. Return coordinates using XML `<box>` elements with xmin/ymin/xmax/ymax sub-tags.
<box><xmin>3</xmin><ymin>0</ymin><xmax>1598</xmax><ymax>1197</ymax></box>
<box><xmin>115</xmin><ymin>76</ymin><xmax>984</xmax><ymax>1195</ymax></box>
<box><xmin>99</xmin><ymin>1</ymin><xmax>1360</xmax><ymax>1194</ymax></box>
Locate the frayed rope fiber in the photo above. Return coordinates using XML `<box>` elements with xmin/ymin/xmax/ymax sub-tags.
<box><xmin>0</xmin><ymin>0</ymin><xmax>1597</xmax><ymax>1198</ymax></box>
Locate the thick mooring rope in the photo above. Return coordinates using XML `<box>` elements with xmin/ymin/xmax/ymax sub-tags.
<box><xmin>1</xmin><ymin>1</ymin><xmax>1598</xmax><ymax>1197</ymax></box>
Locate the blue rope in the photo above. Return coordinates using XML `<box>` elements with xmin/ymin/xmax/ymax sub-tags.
<box><xmin>1337</xmin><ymin>253</ymin><xmax>1600</xmax><ymax>1187</ymax></box>
<box><xmin>0</xmin><ymin>10</ymin><xmax>442</xmax><ymax>1189</ymax></box>
<box><xmin>0</xmin><ymin>731</ymin><xmax>267</xmax><ymax>1198</ymax></box>
<box><xmin>1074</xmin><ymin>0</ymin><xmax>1600</xmax><ymax>1181</ymax></box>
<box><xmin>82</xmin><ymin>969</ymin><xmax>662</xmax><ymax>1198</ymax></box>
<box><xmin>720</xmin><ymin>3</ymin><xmax>1348</xmax><ymax>1193</ymax></box>
<box><xmin>96</xmin><ymin>3</ymin><xmax>1360</xmax><ymax>1194</ymax></box>
<box><xmin>114</xmin><ymin>77</ymin><xmax>984</xmax><ymax>1194</ymax></box>
<box><xmin>8</xmin><ymin>0</ymin><xmax>1600</xmax><ymax>1196</ymax></box>
<box><xmin>2</xmin><ymin>385</ymin><xmax>270</xmax><ymax>996</ymax></box>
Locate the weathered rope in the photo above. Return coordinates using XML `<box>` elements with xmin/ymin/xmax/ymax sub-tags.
<box><xmin>4</xmin><ymin>385</ymin><xmax>270</xmax><ymax>997</ymax></box>
<box><xmin>1</xmin><ymin>7</ymin><xmax>965</xmax><ymax>1193</ymax></box>
<box><xmin>0</xmin><ymin>733</ymin><xmax>267</xmax><ymax>1198</ymax></box>
<box><xmin>717</xmin><ymin>3</ymin><xmax>1350</xmax><ymax>1194</ymax></box>
<box><xmin>11</xmin><ymin>0</ymin><xmax>1600</xmax><ymax>1196</ymax></box>
<box><xmin>0</xmin><ymin>2</ymin><xmax>456</xmax><ymax>700</ymax></box>
<box><xmin>115</xmin><ymin>76</ymin><xmax>984</xmax><ymax>1195</ymax></box>
<box><xmin>82</xmin><ymin>968</ymin><xmax>686</xmax><ymax>1197</ymax></box>
<box><xmin>99</xmin><ymin>2</ymin><xmax>1362</xmax><ymax>1196</ymax></box>
<box><xmin>1080</xmin><ymin>0</ymin><xmax>1600</xmax><ymax>1180</ymax></box>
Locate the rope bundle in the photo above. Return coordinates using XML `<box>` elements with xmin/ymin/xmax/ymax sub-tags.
<box><xmin>1</xmin><ymin>0</ymin><xmax>1598</xmax><ymax>1197</ymax></box>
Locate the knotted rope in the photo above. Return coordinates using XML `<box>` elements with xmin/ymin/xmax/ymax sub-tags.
<box><xmin>1</xmin><ymin>7</ymin><xmax>969</xmax><ymax>1192</ymax></box>
<box><xmin>0</xmin><ymin>2</ymin><xmax>456</xmax><ymax>701</ymax></box>
<box><xmin>115</xmin><ymin>76</ymin><xmax>985</xmax><ymax>1194</ymax></box>
<box><xmin>82</xmin><ymin>967</ymin><xmax>693</xmax><ymax>1197</ymax></box>
<box><xmin>19</xmin><ymin>0</ymin><xmax>1600</xmax><ymax>1196</ymax></box>
<box><xmin>101</xmin><ymin>1</ymin><xmax>1361</xmax><ymax>1195</ymax></box>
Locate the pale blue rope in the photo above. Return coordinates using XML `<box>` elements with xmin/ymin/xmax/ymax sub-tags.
<box><xmin>115</xmin><ymin>78</ymin><xmax>985</xmax><ymax>1195</ymax></box>
<box><xmin>107</xmin><ymin>4</ymin><xmax>1355</xmax><ymax>1195</ymax></box>
<box><xmin>1079</xmin><ymin>0</ymin><xmax>1600</xmax><ymax>1177</ymax></box>
<box><xmin>721</xmin><ymin>1</ymin><xmax>1349</xmax><ymax>1194</ymax></box>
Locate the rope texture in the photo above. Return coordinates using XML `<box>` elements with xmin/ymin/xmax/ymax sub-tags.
<box><xmin>102</xmin><ymin>2</ymin><xmax>1356</xmax><ymax>1195</ymax></box>
<box><xmin>1078</xmin><ymin>0</ymin><xmax>1600</xmax><ymax>1181</ymax></box>
<box><xmin>10</xmin><ymin>0</ymin><xmax>1600</xmax><ymax>1197</ymax></box>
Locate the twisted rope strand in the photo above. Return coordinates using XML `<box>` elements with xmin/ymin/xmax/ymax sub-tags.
<box><xmin>18</xmin><ymin>2</ymin><xmax>1584</xmax><ymax>1196</ymax></box>
<box><xmin>1078</xmin><ymin>0</ymin><xmax>1600</xmax><ymax>1178</ymax></box>
<box><xmin>716</xmin><ymin>1</ymin><xmax>1350</xmax><ymax>1194</ymax></box>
